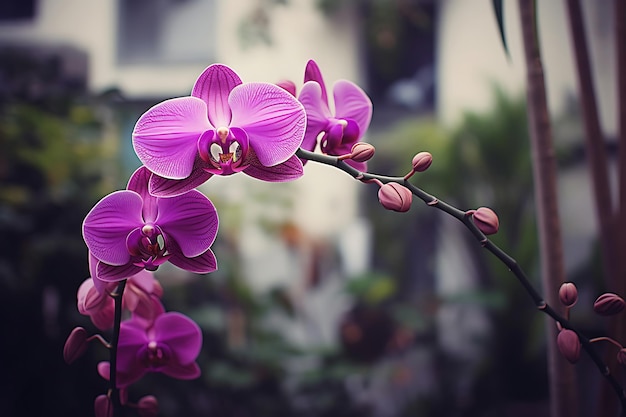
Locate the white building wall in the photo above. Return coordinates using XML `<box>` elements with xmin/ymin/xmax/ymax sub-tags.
<box><xmin>437</xmin><ymin>0</ymin><xmax>615</xmax><ymax>137</ymax></box>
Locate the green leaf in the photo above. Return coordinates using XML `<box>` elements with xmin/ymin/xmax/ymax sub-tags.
<box><xmin>492</xmin><ymin>0</ymin><xmax>510</xmax><ymax>59</ymax></box>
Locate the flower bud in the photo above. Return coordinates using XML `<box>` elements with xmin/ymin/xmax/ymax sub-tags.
<box><xmin>137</xmin><ymin>395</ymin><xmax>159</xmax><ymax>417</ymax></box>
<box><xmin>378</xmin><ymin>183</ymin><xmax>412</xmax><ymax>212</ymax></box>
<box><xmin>472</xmin><ymin>207</ymin><xmax>499</xmax><ymax>235</ymax></box>
<box><xmin>276</xmin><ymin>80</ymin><xmax>296</xmax><ymax>97</ymax></box>
<box><xmin>593</xmin><ymin>293</ymin><xmax>626</xmax><ymax>316</ymax></box>
<box><xmin>350</xmin><ymin>142</ymin><xmax>375</xmax><ymax>163</ymax></box>
<box><xmin>94</xmin><ymin>394</ymin><xmax>113</xmax><ymax>417</ymax></box>
<box><xmin>558</xmin><ymin>282</ymin><xmax>578</xmax><ymax>307</ymax></box>
<box><xmin>411</xmin><ymin>151</ymin><xmax>433</xmax><ymax>172</ymax></box>
<box><xmin>557</xmin><ymin>329</ymin><xmax>581</xmax><ymax>363</ymax></box>
<box><xmin>63</xmin><ymin>327</ymin><xmax>89</xmax><ymax>364</ymax></box>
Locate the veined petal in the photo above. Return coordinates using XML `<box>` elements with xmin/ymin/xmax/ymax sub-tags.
<box><xmin>97</xmin><ymin>261</ymin><xmax>144</xmax><ymax>283</ymax></box>
<box><xmin>156</xmin><ymin>190</ymin><xmax>218</xmax><ymax>258</ymax></box>
<box><xmin>244</xmin><ymin>153</ymin><xmax>303</xmax><ymax>182</ymax></box>
<box><xmin>304</xmin><ymin>59</ymin><xmax>329</xmax><ymax>105</ymax></box>
<box><xmin>192</xmin><ymin>64</ymin><xmax>242</xmax><ymax>127</ymax></box>
<box><xmin>149</xmin><ymin>160</ymin><xmax>214</xmax><ymax>198</ymax></box>
<box><xmin>298</xmin><ymin>81</ymin><xmax>332</xmax><ymax>151</ymax></box>
<box><xmin>127</xmin><ymin>167</ymin><xmax>158</xmax><ymax>223</ymax></box>
<box><xmin>230</xmin><ymin>82</ymin><xmax>306</xmax><ymax>167</ymax></box>
<box><xmin>133</xmin><ymin>96</ymin><xmax>211</xmax><ymax>180</ymax></box>
<box><xmin>83</xmin><ymin>191</ymin><xmax>144</xmax><ymax>266</ymax></box>
<box><xmin>153</xmin><ymin>312</ymin><xmax>202</xmax><ymax>364</ymax></box>
<box><xmin>169</xmin><ymin>247</ymin><xmax>217</xmax><ymax>274</ymax></box>
<box><xmin>333</xmin><ymin>80</ymin><xmax>373</xmax><ymax>138</ymax></box>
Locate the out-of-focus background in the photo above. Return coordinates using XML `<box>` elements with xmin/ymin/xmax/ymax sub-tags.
<box><xmin>0</xmin><ymin>0</ymin><xmax>617</xmax><ymax>416</ymax></box>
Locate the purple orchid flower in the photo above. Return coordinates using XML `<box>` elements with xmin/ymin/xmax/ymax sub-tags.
<box><xmin>98</xmin><ymin>312</ymin><xmax>202</xmax><ymax>387</ymax></box>
<box><xmin>82</xmin><ymin>166</ymin><xmax>218</xmax><ymax>283</ymax></box>
<box><xmin>132</xmin><ymin>64</ymin><xmax>307</xmax><ymax>197</ymax></box>
<box><xmin>297</xmin><ymin>59</ymin><xmax>373</xmax><ymax>171</ymax></box>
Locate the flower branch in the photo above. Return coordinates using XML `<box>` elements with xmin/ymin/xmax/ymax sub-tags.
<box><xmin>110</xmin><ymin>279</ymin><xmax>127</xmax><ymax>417</ymax></box>
<box><xmin>296</xmin><ymin>147</ymin><xmax>626</xmax><ymax>412</ymax></box>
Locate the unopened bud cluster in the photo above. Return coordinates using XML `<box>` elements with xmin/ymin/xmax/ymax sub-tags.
<box><xmin>378</xmin><ymin>183</ymin><xmax>412</xmax><ymax>212</ymax></box>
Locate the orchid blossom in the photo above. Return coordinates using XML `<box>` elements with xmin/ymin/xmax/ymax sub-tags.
<box><xmin>297</xmin><ymin>59</ymin><xmax>373</xmax><ymax>171</ymax></box>
<box><xmin>98</xmin><ymin>312</ymin><xmax>202</xmax><ymax>388</ymax></box>
<box><xmin>132</xmin><ymin>64</ymin><xmax>307</xmax><ymax>197</ymax></box>
<box><xmin>77</xmin><ymin>270</ymin><xmax>164</xmax><ymax>330</ymax></box>
<box><xmin>82</xmin><ymin>166</ymin><xmax>218</xmax><ymax>283</ymax></box>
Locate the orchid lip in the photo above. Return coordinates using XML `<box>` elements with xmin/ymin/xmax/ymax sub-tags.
<box><xmin>198</xmin><ymin>127</ymin><xmax>250</xmax><ymax>176</ymax></box>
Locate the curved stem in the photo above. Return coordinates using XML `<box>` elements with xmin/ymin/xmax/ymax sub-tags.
<box><xmin>109</xmin><ymin>279</ymin><xmax>127</xmax><ymax>417</ymax></box>
<box><xmin>296</xmin><ymin>148</ymin><xmax>626</xmax><ymax>413</ymax></box>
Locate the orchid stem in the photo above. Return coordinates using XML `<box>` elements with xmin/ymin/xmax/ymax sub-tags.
<box><xmin>109</xmin><ymin>279</ymin><xmax>127</xmax><ymax>417</ymax></box>
<box><xmin>296</xmin><ymin>148</ymin><xmax>626</xmax><ymax>413</ymax></box>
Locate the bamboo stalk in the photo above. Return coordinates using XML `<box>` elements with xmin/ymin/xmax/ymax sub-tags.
<box><xmin>517</xmin><ymin>1</ymin><xmax>577</xmax><ymax>416</ymax></box>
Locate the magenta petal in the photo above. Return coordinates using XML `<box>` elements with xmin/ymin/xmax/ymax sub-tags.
<box><xmin>304</xmin><ymin>59</ymin><xmax>329</xmax><ymax>105</ymax></box>
<box><xmin>298</xmin><ymin>81</ymin><xmax>332</xmax><ymax>151</ymax></box>
<box><xmin>83</xmin><ymin>191</ymin><xmax>144</xmax><ymax>266</ymax></box>
<box><xmin>244</xmin><ymin>153</ymin><xmax>303</xmax><ymax>182</ymax></box>
<box><xmin>169</xmin><ymin>247</ymin><xmax>217</xmax><ymax>274</ymax></box>
<box><xmin>128</xmin><ymin>270</ymin><xmax>155</xmax><ymax>294</ymax></box>
<box><xmin>162</xmin><ymin>361</ymin><xmax>201</xmax><ymax>380</ymax></box>
<box><xmin>97</xmin><ymin>261</ymin><xmax>144</xmax><ymax>283</ymax></box>
<box><xmin>333</xmin><ymin>80</ymin><xmax>373</xmax><ymax>138</ymax></box>
<box><xmin>127</xmin><ymin>167</ymin><xmax>158</xmax><ymax>223</ymax></box>
<box><xmin>230</xmin><ymin>82</ymin><xmax>306</xmax><ymax>166</ymax></box>
<box><xmin>156</xmin><ymin>190</ymin><xmax>218</xmax><ymax>258</ymax></box>
<box><xmin>153</xmin><ymin>312</ymin><xmax>202</xmax><ymax>364</ymax></box>
<box><xmin>117</xmin><ymin>320</ymin><xmax>148</xmax><ymax>370</ymax></box>
<box><xmin>149</xmin><ymin>160</ymin><xmax>213</xmax><ymax>198</ymax></box>
<box><xmin>133</xmin><ymin>97</ymin><xmax>211</xmax><ymax>180</ymax></box>
<box><xmin>192</xmin><ymin>64</ymin><xmax>242</xmax><ymax>127</ymax></box>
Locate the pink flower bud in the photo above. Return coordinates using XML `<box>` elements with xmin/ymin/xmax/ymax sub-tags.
<box><xmin>276</xmin><ymin>80</ymin><xmax>296</xmax><ymax>97</ymax></box>
<box><xmin>593</xmin><ymin>293</ymin><xmax>626</xmax><ymax>316</ymax></box>
<box><xmin>617</xmin><ymin>348</ymin><xmax>626</xmax><ymax>366</ymax></box>
<box><xmin>137</xmin><ymin>395</ymin><xmax>159</xmax><ymax>417</ymax></box>
<box><xmin>63</xmin><ymin>327</ymin><xmax>89</xmax><ymax>364</ymax></box>
<box><xmin>472</xmin><ymin>207</ymin><xmax>499</xmax><ymax>235</ymax></box>
<box><xmin>557</xmin><ymin>329</ymin><xmax>581</xmax><ymax>363</ymax></box>
<box><xmin>350</xmin><ymin>142</ymin><xmax>375</xmax><ymax>163</ymax></box>
<box><xmin>411</xmin><ymin>152</ymin><xmax>433</xmax><ymax>172</ymax></box>
<box><xmin>558</xmin><ymin>282</ymin><xmax>578</xmax><ymax>307</ymax></box>
<box><xmin>378</xmin><ymin>183</ymin><xmax>412</xmax><ymax>212</ymax></box>
<box><xmin>94</xmin><ymin>394</ymin><xmax>113</xmax><ymax>417</ymax></box>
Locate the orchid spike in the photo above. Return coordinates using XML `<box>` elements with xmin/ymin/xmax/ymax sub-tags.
<box><xmin>82</xmin><ymin>166</ymin><xmax>218</xmax><ymax>282</ymax></box>
<box><xmin>98</xmin><ymin>312</ymin><xmax>203</xmax><ymax>388</ymax></box>
<box><xmin>132</xmin><ymin>64</ymin><xmax>307</xmax><ymax>197</ymax></box>
<box><xmin>297</xmin><ymin>59</ymin><xmax>373</xmax><ymax>172</ymax></box>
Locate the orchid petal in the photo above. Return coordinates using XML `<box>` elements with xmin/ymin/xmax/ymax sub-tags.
<box><xmin>230</xmin><ymin>82</ymin><xmax>306</xmax><ymax>166</ymax></box>
<box><xmin>244</xmin><ymin>153</ymin><xmax>303</xmax><ymax>182</ymax></box>
<box><xmin>153</xmin><ymin>312</ymin><xmax>202</xmax><ymax>364</ymax></box>
<box><xmin>89</xmin><ymin>252</ymin><xmax>111</xmax><ymax>294</ymax></box>
<box><xmin>162</xmin><ymin>362</ymin><xmax>201</xmax><ymax>380</ymax></box>
<box><xmin>276</xmin><ymin>79</ymin><xmax>297</xmax><ymax>97</ymax></box>
<box><xmin>298</xmin><ymin>81</ymin><xmax>332</xmax><ymax>151</ymax></box>
<box><xmin>304</xmin><ymin>59</ymin><xmax>329</xmax><ymax>105</ymax></box>
<box><xmin>192</xmin><ymin>64</ymin><xmax>242</xmax><ymax>127</ymax></box>
<box><xmin>96</xmin><ymin>261</ymin><xmax>144</xmax><ymax>283</ymax></box>
<box><xmin>117</xmin><ymin>320</ymin><xmax>149</xmax><ymax>370</ymax></box>
<box><xmin>149</xmin><ymin>160</ymin><xmax>214</xmax><ymax>198</ymax></box>
<box><xmin>168</xmin><ymin>244</ymin><xmax>218</xmax><ymax>274</ymax></box>
<box><xmin>333</xmin><ymin>80</ymin><xmax>373</xmax><ymax>138</ymax></box>
<box><xmin>127</xmin><ymin>167</ymin><xmax>158</xmax><ymax>222</ymax></box>
<box><xmin>128</xmin><ymin>270</ymin><xmax>156</xmax><ymax>294</ymax></box>
<box><xmin>83</xmin><ymin>191</ymin><xmax>144</xmax><ymax>266</ymax></box>
<box><xmin>133</xmin><ymin>96</ymin><xmax>211</xmax><ymax>179</ymax></box>
<box><xmin>156</xmin><ymin>190</ymin><xmax>218</xmax><ymax>258</ymax></box>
